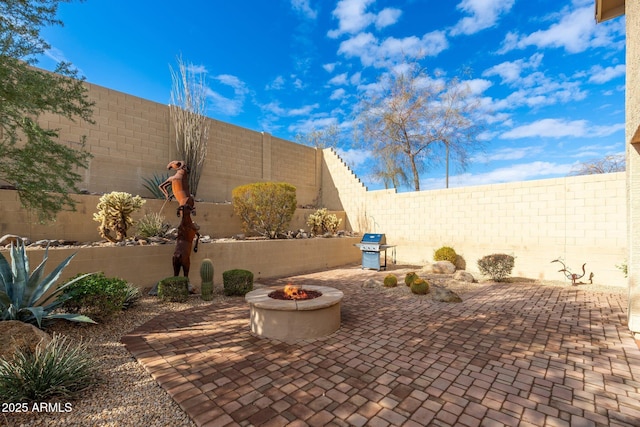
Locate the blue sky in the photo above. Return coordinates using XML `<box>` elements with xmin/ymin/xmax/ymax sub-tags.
<box><xmin>38</xmin><ymin>0</ymin><xmax>626</xmax><ymax>191</ymax></box>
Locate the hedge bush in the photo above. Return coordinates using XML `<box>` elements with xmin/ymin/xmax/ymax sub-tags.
<box><xmin>232</xmin><ymin>182</ymin><xmax>297</xmax><ymax>239</ymax></box>
<box><xmin>477</xmin><ymin>254</ymin><xmax>515</xmax><ymax>281</ymax></box>
<box><xmin>223</xmin><ymin>269</ymin><xmax>254</xmax><ymax>296</ymax></box>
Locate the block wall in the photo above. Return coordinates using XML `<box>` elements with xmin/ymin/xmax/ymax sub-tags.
<box><xmin>322</xmin><ymin>148</ymin><xmax>627</xmax><ymax>287</ymax></box>
<box><xmin>32</xmin><ymin>81</ymin><xmax>321</xmax><ymax>206</ymax></box>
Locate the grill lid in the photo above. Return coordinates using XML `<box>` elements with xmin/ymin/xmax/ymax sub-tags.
<box><xmin>360</xmin><ymin>233</ymin><xmax>386</xmax><ymax>245</ymax></box>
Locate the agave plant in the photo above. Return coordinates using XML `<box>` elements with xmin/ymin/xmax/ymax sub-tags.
<box><xmin>142</xmin><ymin>172</ymin><xmax>172</xmax><ymax>199</ymax></box>
<box><xmin>0</xmin><ymin>240</ymin><xmax>96</xmax><ymax>328</ymax></box>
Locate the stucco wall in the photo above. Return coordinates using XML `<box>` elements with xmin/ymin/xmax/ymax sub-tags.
<box><xmin>322</xmin><ymin>148</ymin><xmax>627</xmax><ymax>287</ymax></box>
<box><xmin>0</xmin><ymin>238</ymin><xmax>362</xmax><ymax>290</ymax></box>
<box><xmin>625</xmin><ymin>0</ymin><xmax>640</xmax><ymax>332</ymax></box>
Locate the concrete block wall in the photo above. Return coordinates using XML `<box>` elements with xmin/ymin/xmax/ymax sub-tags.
<box><xmin>322</xmin><ymin>148</ymin><xmax>627</xmax><ymax>287</ymax></box>
<box><xmin>32</xmin><ymin>80</ymin><xmax>321</xmax><ymax>207</ymax></box>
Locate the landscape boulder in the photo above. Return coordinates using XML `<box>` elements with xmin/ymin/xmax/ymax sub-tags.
<box><xmin>432</xmin><ymin>285</ymin><xmax>462</xmax><ymax>303</ymax></box>
<box><xmin>432</xmin><ymin>261</ymin><xmax>456</xmax><ymax>274</ymax></box>
<box><xmin>453</xmin><ymin>270</ymin><xmax>475</xmax><ymax>283</ymax></box>
<box><xmin>0</xmin><ymin>321</ymin><xmax>52</xmax><ymax>360</ymax></box>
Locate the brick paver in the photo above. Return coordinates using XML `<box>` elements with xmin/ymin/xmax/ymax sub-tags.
<box><xmin>122</xmin><ymin>265</ymin><xmax>640</xmax><ymax>426</ymax></box>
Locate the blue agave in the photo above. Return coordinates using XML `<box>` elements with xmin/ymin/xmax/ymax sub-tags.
<box><xmin>0</xmin><ymin>240</ymin><xmax>96</xmax><ymax>328</ymax></box>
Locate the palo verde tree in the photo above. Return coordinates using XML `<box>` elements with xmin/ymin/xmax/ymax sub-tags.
<box><xmin>356</xmin><ymin>61</ymin><xmax>484</xmax><ymax>191</ymax></box>
<box><xmin>0</xmin><ymin>0</ymin><xmax>95</xmax><ymax>221</ymax></box>
<box><xmin>169</xmin><ymin>55</ymin><xmax>210</xmax><ymax>197</ymax></box>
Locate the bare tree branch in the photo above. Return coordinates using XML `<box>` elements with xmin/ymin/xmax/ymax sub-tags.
<box><xmin>568</xmin><ymin>154</ymin><xmax>625</xmax><ymax>176</ymax></box>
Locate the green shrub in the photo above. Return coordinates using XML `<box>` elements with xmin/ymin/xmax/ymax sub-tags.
<box><xmin>410</xmin><ymin>278</ymin><xmax>429</xmax><ymax>295</ymax></box>
<box><xmin>383</xmin><ymin>274</ymin><xmax>398</xmax><ymax>288</ymax></box>
<box><xmin>0</xmin><ymin>241</ymin><xmax>95</xmax><ymax>328</ymax></box>
<box><xmin>232</xmin><ymin>182</ymin><xmax>297</xmax><ymax>239</ymax></box>
<box><xmin>136</xmin><ymin>212</ymin><xmax>169</xmax><ymax>238</ymax></box>
<box><xmin>93</xmin><ymin>191</ymin><xmax>145</xmax><ymax>243</ymax></box>
<box><xmin>404</xmin><ymin>272</ymin><xmax>419</xmax><ymax>287</ymax></box>
<box><xmin>477</xmin><ymin>254</ymin><xmax>515</xmax><ymax>281</ymax></box>
<box><xmin>59</xmin><ymin>272</ymin><xmax>139</xmax><ymax>320</ymax></box>
<box><xmin>223</xmin><ymin>269</ymin><xmax>254</xmax><ymax>296</ymax></box>
<box><xmin>157</xmin><ymin>276</ymin><xmax>189</xmax><ymax>302</ymax></box>
<box><xmin>0</xmin><ymin>334</ymin><xmax>97</xmax><ymax>403</ymax></box>
<box><xmin>434</xmin><ymin>246</ymin><xmax>457</xmax><ymax>264</ymax></box>
<box><xmin>306</xmin><ymin>208</ymin><xmax>342</xmax><ymax>236</ymax></box>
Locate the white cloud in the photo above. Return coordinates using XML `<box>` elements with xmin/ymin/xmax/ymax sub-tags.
<box><xmin>499</xmin><ymin>118</ymin><xmax>624</xmax><ymax>139</ymax></box>
<box><xmin>330</xmin><ymin>88</ymin><xmax>347</xmax><ymax>100</ymax></box>
<box><xmin>482</xmin><ymin>53</ymin><xmax>543</xmax><ymax>85</ymax></box>
<box><xmin>421</xmin><ymin>161</ymin><xmax>574</xmax><ymax>189</ymax></box>
<box><xmin>588</xmin><ymin>64</ymin><xmax>626</xmax><ymax>84</ymax></box>
<box><xmin>472</xmin><ymin>146</ymin><xmax>543</xmax><ymax>162</ymax></box>
<box><xmin>265</xmin><ymin>75</ymin><xmax>285</xmax><ymax>90</ymax></box>
<box><xmin>328</xmin><ymin>0</ymin><xmax>376</xmax><ymax>38</ymax></box>
<box><xmin>323</xmin><ymin>63</ymin><xmax>337</xmax><ymax>73</ymax></box>
<box><xmin>207</xmin><ymin>74</ymin><xmax>249</xmax><ymax>116</ymax></box>
<box><xmin>498</xmin><ymin>5</ymin><xmax>625</xmax><ymax>54</ymax></box>
<box><xmin>335</xmin><ymin>147</ymin><xmax>371</xmax><ymax>169</ymax></box>
<box><xmin>450</xmin><ymin>0</ymin><xmax>515</xmax><ymax>36</ymax></box>
<box><xmin>328</xmin><ymin>72</ymin><xmax>349</xmax><ymax>85</ymax></box>
<box><xmin>291</xmin><ymin>0</ymin><xmax>317</xmax><ymax>19</ymax></box>
<box><xmin>375</xmin><ymin>8</ymin><xmax>402</xmax><ymax>29</ymax></box>
<box><xmin>261</xmin><ymin>102</ymin><xmax>319</xmax><ymax>117</ymax></box>
<box><xmin>338</xmin><ymin>31</ymin><xmax>448</xmax><ymax>67</ymax></box>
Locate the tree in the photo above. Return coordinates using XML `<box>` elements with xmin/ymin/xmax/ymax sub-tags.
<box><xmin>169</xmin><ymin>55</ymin><xmax>210</xmax><ymax>197</ymax></box>
<box><xmin>294</xmin><ymin>124</ymin><xmax>340</xmax><ymax>149</ymax></box>
<box><xmin>356</xmin><ymin>61</ymin><xmax>484</xmax><ymax>191</ymax></box>
<box><xmin>0</xmin><ymin>0</ymin><xmax>95</xmax><ymax>221</ymax></box>
<box><xmin>569</xmin><ymin>154</ymin><xmax>625</xmax><ymax>176</ymax></box>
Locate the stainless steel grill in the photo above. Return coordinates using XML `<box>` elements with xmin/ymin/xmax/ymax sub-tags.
<box><xmin>354</xmin><ymin>233</ymin><xmax>395</xmax><ymax>271</ymax></box>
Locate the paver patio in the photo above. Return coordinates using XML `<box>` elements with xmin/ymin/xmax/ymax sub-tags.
<box><xmin>122</xmin><ymin>265</ymin><xmax>640</xmax><ymax>426</ymax></box>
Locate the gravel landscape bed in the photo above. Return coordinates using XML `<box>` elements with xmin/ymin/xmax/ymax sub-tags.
<box><xmin>1</xmin><ymin>269</ymin><xmax>628</xmax><ymax>427</ymax></box>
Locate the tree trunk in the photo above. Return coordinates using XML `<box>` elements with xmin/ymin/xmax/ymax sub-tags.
<box><xmin>410</xmin><ymin>155</ymin><xmax>420</xmax><ymax>191</ymax></box>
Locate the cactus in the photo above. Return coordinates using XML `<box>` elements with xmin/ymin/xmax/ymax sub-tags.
<box><xmin>404</xmin><ymin>272</ymin><xmax>419</xmax><ymax>287</ymax></box>
<box><xmin>200</xmin><ymin>259</ymin><xmax>214</xmax><ymax>301</ymax></box>
<box><xmin>93</xmin><ymin>191</ymin><xmax>145</xmax><ymax>243</ymax></box>
<box><xmin>410</xmin><ymin>277</ymin><xmax>429</xmax><ymax>295</ymax></box>
<box><xmin>383</xmin><ymin>274</ymin><xmax>398</xmax><ymax>287</ymax></box>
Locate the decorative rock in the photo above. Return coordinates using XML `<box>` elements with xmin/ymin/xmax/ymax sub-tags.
<box><xmin>0</xmin><ymin>321</ymin><xmax>52</xmax><ymax>360</ymax></box>
<box><xmin>432</xmin><ymin>261</ymin><xmax>456</xmax><ymax>274</ymax></box>
<box><xmin>453</xmin><ymin>270</ymin><xmax>475</xmax><ymax>283</ymax></box>
<box><xmin>432</xmin><ymin>285</ymin><xmax>462</xmax><ymax>303</ymax></box>
<box><xmin>362</xmin><ymin>278</ymin><xmax>382</xmax><ymax>289</ymax></box>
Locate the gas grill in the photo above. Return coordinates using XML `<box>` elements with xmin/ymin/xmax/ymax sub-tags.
<box><xmin>354</xmin><ymin>233</ymin><xmax>396</xmax><ymax>271</ymax></box>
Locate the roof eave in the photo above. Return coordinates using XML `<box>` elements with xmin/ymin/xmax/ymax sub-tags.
<box><xmin>595</xmin><ymin>0</ymin><xmax>625</xmax><ymax>23</ymax></box>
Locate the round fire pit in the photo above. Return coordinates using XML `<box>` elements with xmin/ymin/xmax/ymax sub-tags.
<box><xmin>245</xmin><ymin>285</ymin><xmax>343</xmax><ymax>341</ymax></box>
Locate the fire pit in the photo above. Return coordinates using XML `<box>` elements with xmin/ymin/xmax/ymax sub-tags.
<box><xmin>245</xmin><ymin>284</ymin><xmax>343</xmax><ymax>341</ymax></box>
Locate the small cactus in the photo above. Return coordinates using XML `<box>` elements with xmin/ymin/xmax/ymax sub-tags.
<box><xmin>410</xmin><ymin>277</ymin><xmax>429</xmax><ymax>295</ymax></box>
<box><xmin>383</xmin><ymin>274</ymin><xmax>398</xmax><ymax>287</ymax></box>
<box><xmin>200</xmin><ymin>259</ymin><xmax>214</xmax><ymax>301</ymax></box>
<box><xmin>405</xmin><ymin>272</ymin><xmax>419</xmax><ymax>287</ymax></box>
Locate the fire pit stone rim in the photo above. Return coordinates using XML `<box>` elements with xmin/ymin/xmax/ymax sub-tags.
<box><xmin>245</xmin><ymin>285</ymin><xmax>343</xmax><ymax>311</ymax></box>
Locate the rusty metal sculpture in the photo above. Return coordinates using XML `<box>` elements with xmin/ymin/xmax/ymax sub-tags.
<box><xmin>551</xmin><ymin>258</ymin><xmax>592</xmax><ymax>285</ymax></box>
<box><xmin>158</xmin><ymin>160</ymin><xmax>195</xmax><ymax>217</ymax></box>
<box><xmin>172</xmin><ymin>205</ymin><xmax>200</xmax><ymax>278</ymax></box>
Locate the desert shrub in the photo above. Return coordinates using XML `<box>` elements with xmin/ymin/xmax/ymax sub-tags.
<box><xmin>136</xmin><ymin>212</ymin><xmax>169</xmax><ymax>238</ymax></box>
<box><xmin>306</xmin><ymin>208</ymin><xmax>342</xmax><ymax>235</ymax></box>
<box><xmin>434</xmin><ymin>246</ymin><xmax>457</xmax><ymax>264</ymax></box>
<box><xmin>404</xmin><ymin>272</ymin><xmax>419</xmax><ymax>287</ymax></box>
<box><xmin>223</xmin><ymin>269</ymin><xmax>254</xmax><ymax>296</ymax></box>
<box><xmin>383</xmin><ymin>274</ymin><xmax>398</xmax><ymax>287</ymax></box>
<box><xmin>232</xmin><ymin>182</ymin><xmax>297</xmax><ymax>239</ymax></box>
<box><xmin>0</xmin><ymin>334</ymin><xmax>97</xmax><ymax>403</ymax></box>
<box><xmin>59</xmin><ymin>273</ymin><xmax>139</xmax><ymax>320</ymax></box>
<box><xmin>157</xmin><ymin>277</ymin><xmax>189</xmax><ymax>302</ymax></box>
<box><xmin>0</xmin><ymin>240</ymin><xmax>95</xmax><ymax>328</ymax></box>
<box><xmin>410</xmin><ymin>278</ymin><xmax>429</xmax><ymax>295</ymax></box>
<box><xmin>93</xmin><ymin>191</ymin><xmax>145</xmax><ymax>243</ymax></box>
<box><xmin>477</xmin><ymin>254</ymin><xmax>515</xmax><ymax>281</ymax></box>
